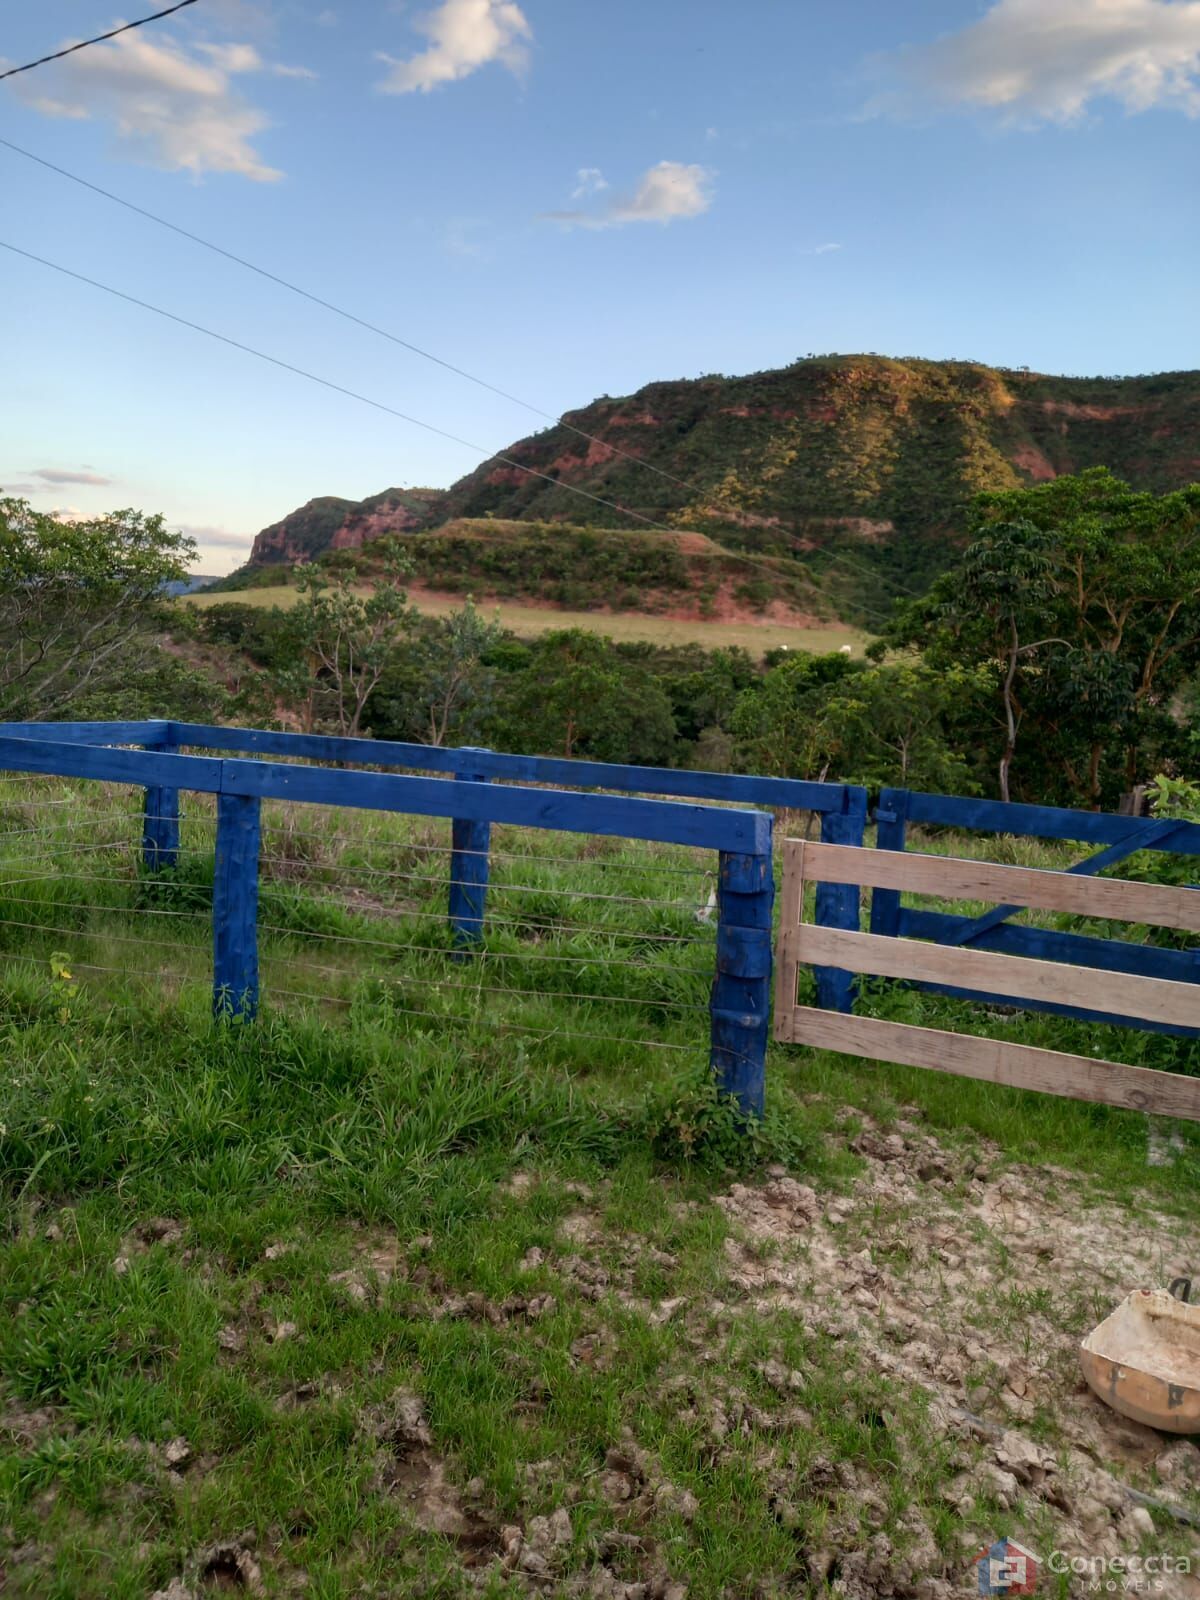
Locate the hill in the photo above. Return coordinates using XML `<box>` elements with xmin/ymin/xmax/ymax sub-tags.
<box><xmin>231</xmin><ymin>355</ymin><xmax>1200</xmax><ymax>613</ymax></box>
<box><xmin>366</xmin><ymin>517</ymin><xmax>824</xmax><ymax>622</ymax></box>
<box><xmin>204</xmin><ymin>517</ymin><xmax>850</xmax><ymax>652</ymax></box>
<box><xmin>247</xmin><ymin>486</ymin><xmax>446</xmax><ymax>566</ymax></box>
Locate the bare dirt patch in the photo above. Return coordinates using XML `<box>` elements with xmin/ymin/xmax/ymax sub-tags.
<box><xmin>715</xmin><ymin>1112</ymin><xmax>1200</xmax><ymax>1590</ymax></box>
<box><xmin>1010</xmin><ymin>444</ymin><xmax>1058</xmax><ymax>482</ymax></box>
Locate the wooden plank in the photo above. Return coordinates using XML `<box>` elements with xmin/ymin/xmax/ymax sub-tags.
<box><xmin>0</xmin><ymin>735</ymin><xmax>222</xmax><ymax>792</ymax></box>
<box><xmin>900</xmin><ymin>907</ymin><xmax>1200</xmax><ymax>1038</ymax></box>
<box><xmin>220</xmin><ymin>758</ymin><xmax>772</xmax><ymax>854</ymax></box>
<box><xmin>172</xmin><ymin>723</ymin><xmax>858</xmax><ymax>814</ymax></box>
<box><xmin>785</xmin><ymin>1007</ymin><xmax>1200</xmax><ymax>1122</ymax></box>
<box><xmin>941</xmin><ymin>827</ymin><xmax>1194</xmax><ymax>952</ymax></box>
<box><xmin>772</xmin><ymin>839</ymin><xmax>806</xmax><ymax>1044</ymax></box>
<box><xmin>899</xmin><ymin>789</ymin><xmax>1200</xmax><ymax>855</ymax></box>
<box><xmin>792</xmin><ymin>924</ymin><xmax>1200</xmax><ymax>1030</ymax></box>
<box><xmin>801</xmin><ymin>841</ymin><xmax>1200</xmax><ymax>933</ymax></box>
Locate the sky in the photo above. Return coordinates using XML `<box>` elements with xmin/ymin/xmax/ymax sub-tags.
<box><xmin>2</xmin><ymin>0</ymin><xmax>1200</xmax><ymax>572</ymax></box>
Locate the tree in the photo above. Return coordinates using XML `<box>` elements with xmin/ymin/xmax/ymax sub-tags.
<box><xmin>730</xmin><ymin>652</ymin><xmax>862</xmax><ymax>780</ymax></box>
<box><xmin>416</xmin><ymin>601</ymin><xmax>506</xmax><ymax>747</ymax></box>
<box><xmin>276</xmin><ymin>548</ymin><xmax>418</xmax><ymax>736</ymax></box>
<box><xmin>0</xmin><ymin>498</ymin><xmax>194</xmax><ymax>720</ymax></box>
<box><xmin>818</xmin><ymin>660</ymin><xmax>982</xmax><ymax>792</ymax></box>
<box><xmin>729</xmin><ymin>650</ymin><xmax>974</xmax><ymax>790</ymax></box>
<box><xmin>500</xmin><ymin>630</ymin><xmax>678</xmax><ymax>764</ymax></box>
<box><xmin>892</xmin><ymin>519</ymin><xmax>1061</xmax><ymax>802</ymax></box>
<box><xmin>891</xmin><ymin>470</ymin><xmax>1200</xmax><ymax>807</ymax></box>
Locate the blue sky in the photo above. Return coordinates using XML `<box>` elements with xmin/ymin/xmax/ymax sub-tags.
<box><xmin>2</xmin><ymin>0</ymin><xmax>1199</xmax><ymax>571</ymax></box>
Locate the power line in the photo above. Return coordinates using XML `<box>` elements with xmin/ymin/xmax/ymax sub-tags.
<box><xmin>0</xmin><ymin>238</ymin><xmax>904</xmax><ymax>629</ymax></box>
<box><xmin>0</xmin><ymin>2</ymin><xmax>199</xmax><ymax>82</ymax></box>
<box><xmin>0</xmin><ymin>238</ymin><xmax>711</xmax><ymax>541</ymax></box>
<box><xmin>0</xmin><ymin>135</ymin><xmax>922</xmax><ymax>604</ymax></box>
<box><xmin>0</xmin><ymin>135</ymin><xmax>692</xmax><ymax>497</ymax></box>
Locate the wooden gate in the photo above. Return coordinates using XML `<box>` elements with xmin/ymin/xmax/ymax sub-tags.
<box><xmin>773</xmin><ymin>839</ymin><xmax>1200</xmax><ymax>1120</ymax></box>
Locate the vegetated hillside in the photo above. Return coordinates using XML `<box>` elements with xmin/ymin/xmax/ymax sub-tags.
<box><xmin>358</xmin><ymin>517</ymin><xmax>826</xmax><ymax>623</ymax></box>
<box><xmin>233</xmin><ymin>356</ymin><xmax>1200</xmax><ymax>613</ymax></box>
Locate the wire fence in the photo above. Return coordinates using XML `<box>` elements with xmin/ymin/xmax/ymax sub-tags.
<box><xmin>0</xmin><ymin>778</ymin><xmax>215</xmax><ymax>996</ymax></box>
<box><xmin>0</xmin><ymin>775</ymin><xmax>724</xmax><ymax>1064</ymax></box>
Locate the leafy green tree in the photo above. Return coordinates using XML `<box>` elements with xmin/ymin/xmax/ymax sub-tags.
<box><xmin>0</xmin><ymin>498</ymin><xmax>194</xmax><ymax>719</ymax></box>
<box><xmin>416</xmin><ymin>601</ymin><xmax>506</xmax><ymax>747</ymax></box>
<box><xmin>499</xmin><ymin>630</ymin><xmax>677</xmax><ymax>764</ymax></box>
<box><xmin>275</xmin><ymin>548</ymin><xmax>418</xmax><ymax>735</ymax></box>
<box><xmin>891</xmin><ymin>470</ymin><xmax>1200</xmax><ymax>807</ymax></box>
<box><xmin>892</xmin><ymin>518</ymin><xmax>1061</xmax><ymax>802</ymax></box>
<box><xmin>818</xmin><ymin>661</ymin><xmax>982</xmax><ymax>792</ymax></box>
<box><xmin>730</xmin><ymin>652</ymin><xmax>862</xmax><ymax>780</ymax></box>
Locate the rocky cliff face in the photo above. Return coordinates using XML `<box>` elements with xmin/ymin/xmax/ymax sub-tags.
<box><xmin>247</xmin><ymin>488</ymin><xmax>445</xmax><ymax>566</ymax></box>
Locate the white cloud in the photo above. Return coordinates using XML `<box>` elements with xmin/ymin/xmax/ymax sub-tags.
<box><xmin>887</xmin><ymin>0</ymin><xmax>1200</xmax><ymax>122</ymax></box>
<box><xmin>198</xmin><ymin>42</ymin><xmax>264</xmax><ymax>73</ymax></box>
<box><xmin>799</xmin><ymin>242</ymin><xmax>842</xmax><ymax>256</ymax></box>
<box><xmin>544</xmin><ymin>160</ymin><xmax>714</xmax><ymax>230</ymax></box>
<box><xmin>571</xmin><ymin>167</ymin><xmax>608</xmax><ymax>199</ymax></box>
<box><xmin>613</xmin><ymin>161</ymin><xmax>713</xmax><ymax>223</ymax></box>
<box><xmin>377</xmin><ymin>0</ymin><xmax>531</xmax><ymax>94</ymax></box>
<box><xmin>12</xmin><ymin>28</ymin><xmax>284</xmax><ymax>180</ymax></box>
<box><xmin>272</xmin><ymin>63</ymin><xmax>318</xmax><ymax>79</ymax></box>
<box><xmin>31</xmin><ymin>468</ymin><xmax>115</xmax><ymax>487</ymax></box>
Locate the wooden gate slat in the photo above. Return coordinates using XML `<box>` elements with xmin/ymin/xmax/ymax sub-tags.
<box><xmin>794</xmin><ymin>924</ymin><xmax>1200</xmax><ymax>1030</ymax></box>
<box><xmin>787</xmin><ymin>1008</ymin><xmax>1200</xmax><ymax>1122</ymax></box>
<box><xmin>801</xmin><ymin>841</ymin><xmax>1200</xmax><ymax>933</ymax></box>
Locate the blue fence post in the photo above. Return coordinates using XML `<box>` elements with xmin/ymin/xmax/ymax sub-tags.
<box><xmin>814</xmin><ymin>786</ymin><xmax>868</xmax><ymax>1013</ymax></box>
<box><xmin>449</xmin><ymin>750</ymin><xmax>492</xmax><ymax>953</ymax></box>
<box><xmin>142</xmin><ymin>739</ymin><xmax>180</xmax><ymax>872</ymax></box>
<box><xmin>213</xmin><ymin>791</ymin><xmax>261</xmax><ymax>1019</ymax></box>
<box><xmin>869</xmin><ymin>787</ymin><xmax>910</xmax><ymax>939</ymax></box>
<box><xmin>710</xmin><ymin>832</ymin><xmax>774</xmax><ymax>1119</ymax></box>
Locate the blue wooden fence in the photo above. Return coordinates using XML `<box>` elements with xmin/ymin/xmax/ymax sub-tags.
<box><xmin>871</xmin><ymin>787</ymin><xmax>1200</xmax><ymax>1037</ymax></box>
<box><xmin>0</xmin><ymin>720</ymin><xmax>870</xmax><ymax>1117</ymax></box>
<box><xmin>0</xmin><ymin>720</ymin><xmax>1192</xmax><ymax>1100</ymax></box>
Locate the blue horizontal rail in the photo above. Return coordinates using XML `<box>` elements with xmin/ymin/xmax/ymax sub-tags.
<box><xmin>221</xmin><ymin>757</ymin><xmax>771</xmax><ymax>853</ymax></box>
<box><xmin>885</xmin><ymin>788</ymin><xmax>1200</xmax><ymax>855</ymax></box>
<box><xmin>169</xmin><ymin>721</ymin><xmax>858</xmax><ymax>814</ymax></box>
<box><xmin>0</xmin><ymin>736</ymin><xmax>221</xmax><ymax>791</ymax></box>
<box><xmin>0</xmin><ymin>719</ymin><xmax>170</xmax><ymax>747</ymax></box>
<box><xmin>0</xmin><ymin>732</ymin><xmax>770</xmax><ymax>852</ymax></box>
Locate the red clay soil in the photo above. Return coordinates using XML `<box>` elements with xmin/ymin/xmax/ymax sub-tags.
<box><xmin>1010</xmin><ymin>444</ymin><xmax>1058</xmax><ymax>481</ymax></box>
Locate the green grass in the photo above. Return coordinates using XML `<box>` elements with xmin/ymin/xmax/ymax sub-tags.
<box><xmin>183</xmin><ymin>584</ymin><xmax>871</xmax><ymax>658</ymax></box>
<box><xmin>1</xmin><ymin>779</ymin><xmax>1197</xmax><ymax>1596</ymax></box>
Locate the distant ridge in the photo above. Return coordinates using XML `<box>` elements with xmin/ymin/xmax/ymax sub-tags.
<box><xmin>230</xmin><ymin>355</ymin><xmax>1200</xmax><ymax>613</ymax></box>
